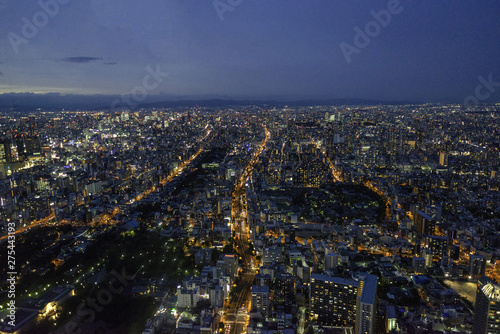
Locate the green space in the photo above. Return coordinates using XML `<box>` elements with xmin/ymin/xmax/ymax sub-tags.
<box><xmin>0</xmin><ymin>227</ymin><xmax>197</xmax><ymax>333</ymax></box>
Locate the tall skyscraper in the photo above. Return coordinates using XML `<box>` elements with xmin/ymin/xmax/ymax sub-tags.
<box><xmin>473</xmin><ymin>277</ymin><xmax>500</xmax><ymax>334</ymax></box>
<box><xmin>428</xmin><ymin>236</ymin><xmax>448</xmax><ymax>257</ymax></box>
<box><xmin>24</xmin><ymin>135</ymin><xmax>41</xmax><ymax>156</ymax></box>
<box><xmin>0</xmin><ymin>139</ymin><xmax>12</xmax><ymax>163</ymax></box>
<box><xmin>470</xmin><ymin>254</ymin><xmax>487</xmax><ymax>278</ymax></box>
<box><xmin>355</xmin><ymin>275</ymin><xmax>378</xmax><ymax>334</ymax></box>
<box><xmin>439</xmin><ymin>152</ymin><xmax>447</xmax><ymax>166</ymax></box>
<box><xmin>414</xmin><ymin>210</ymin><xmax>436</xmax><ymax>236</ymax></box>
<box><xmin>273</xmin><ymin>273</ymin><xmax>295</xmax><ymax>309</ymax></box>
<box><xmin>310</xmin><ymin>274</ymin><xmax>378</xmax><ymax>333</ymax></box>
<box><xmin>310</xmin><ymin>274</ymin><xmax>358</xmax><ymax>328</ymax></box>
<box><xmin>15</xmin><ymin>135</ymin><xmax>25</xmax><ymax>160</ymax></box>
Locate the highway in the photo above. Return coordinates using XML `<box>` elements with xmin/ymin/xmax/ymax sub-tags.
<box><xmin>0</xmin><ymin>211</ymin><xmax>56</xmax><ymax>243</ymax></box>
<box><xmin>224</xmin><ymin>126</ymin><xmax>270</xmax><ymax>334</ymax></box>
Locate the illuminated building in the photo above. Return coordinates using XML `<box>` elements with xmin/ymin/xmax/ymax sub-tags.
<box><xmin>0</xmin><ymin>139</ymin><xmax>12</xmax><ymax>163</ymax></box>
<box><xmin>470</xmin><ymin>254</ymin><xmax>487</xmax><ymax>278</ymax></box>
<box><xmin>414</xmin><ymin>210</ymin><xmax>436</xmax><ymax>236</ymax></box>
<box><xmin>309</xmin><ymin>274</ymin><xmax>378</xmax><ymax>332</ymax></box>
<box><xmin>251</xmin><ymin>285</ymin><xmax>270</xmax><ymax>317</ymax></box>
<box><xmin>473</xmin><ymin>277</ymin><xmax>500</xmax><ymax>334</ymax></box>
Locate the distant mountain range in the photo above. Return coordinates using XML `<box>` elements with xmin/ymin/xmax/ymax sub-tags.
<box><xmin>0</xmin><ymin>92</ymin><xmax>425</xmax><ymax>111</ymax></box>
<box><xmin>138</xmin><ymin>98</ymin><xmax>420</xmax><ymax>109</ymax></box>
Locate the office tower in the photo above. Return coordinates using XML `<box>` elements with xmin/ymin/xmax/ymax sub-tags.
<box><xmin>262</xmin><ymin>246</ymin><xmax>282</xmax><ymax>266</ymax></box>
<box><xmin>470</xmin><ymin>254</ymin><xmax>487</xmax><ymax>278</ymax></box>
<box><xmin>273</xmin><ymin>273</ymin><xmax>295</xmax><ymax>308</ymax></box>
<box><xmin>325</xmin><ymin>253</ymin><xmax>339</xmax><ymax>270</ymax></box>
<box><xmin>420</xmin><ymin>248</ymin><xmax>433</xmax><ymax>268</ymax></box>
<box><xmin>428</xmin><ymin>236</ymin><xmax>448</xmax><ymax>257</ymax></box>
<box><xmin>439</xmin><ymin>152</ymin><xmax>447</xmax><ymax>166</ymax></box>
<box><xmin>24</xmin><ymin>135</ymin><xmax>41</xmax><ymax>156</ymax></box>
<box><xmin>15</xmin><ymin>135</ymin><xmax>25</xmax><ymax>159</ymax></box>
<box><xmin>450</xmin><ymin>244</ymin><xmax>461</xmax><ymax>261</ymax></box>
<box><xmin>386</xmin><ymin>305</ymin><xmax>397</xmax><ymax>332</ymax></box>
<box><xmin>209</xmin><ymin>285</ymin><xmax>224</xmax><ymax>308</ymax></box>
<box><xmin>355</xmin><ymin>275</ymin><xmax>378</xmax><ymax>334</ymax></box>
<box><xmin>251</xmin><ymin>285</ymin><xmax>270</xmax><ymax>317</ymax></box>
<box><xmin>310</xmin><ymin>274</ymin><xmax>378</xmax><ymax>332</ymax></box>
<box><xmin>414</xmin><ymin>211</ymin><xmax>436</xmax><ymax>236</ymax></box>
<box><xmin>473</xmin><ymin>277</ymin><xmax>500</xmax><ymax>334</ymax></box>
<box><xmin>310</xmin><ymin>274</ymin><xmax>359</xmax><ymax>328</ymax></box>
<box><xmin>413</xmin><ymin>257</ymin><xmax>426</xmax><ymax>274</ymax></box>
<box><xmin>216</xmin><ymin>254</ymin><xmax>238</xmax><ymax>279</ymax></box>
<box><xmin>0</xmin><ymin>139</ymin><xmax>12</xmax><ymax>163</ymax></box>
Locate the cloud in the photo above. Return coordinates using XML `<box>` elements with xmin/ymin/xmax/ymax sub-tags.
<box><xmin>54</xmin><ymin>57</ymin><xmax>117</xmax><ymax>65</ymax></box>
<box><xmin>58</xmin><ymin>57</ymin><xmax>103</xmax><ymax>63</ymax></box>
<box><xmin>0</xmin><ymin>72</ymin><xmax>3</xmax><ymax>76</ymax></box>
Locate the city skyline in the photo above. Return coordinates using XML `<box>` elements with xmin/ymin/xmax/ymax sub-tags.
<box><xmin>0</xmin><ymin>105</ymin><xmax>498</xmax><ymax>333</ymax></box>
<box><xmin>0</xmin><ymin>1</ymin><xmax>500</xmax><ymax>333</ymax></box>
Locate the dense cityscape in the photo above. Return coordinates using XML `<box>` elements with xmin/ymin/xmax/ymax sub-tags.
<box><xmin>0</xmin><ymin>104</ymin><xmax>498</xmax><ymax>333</ymax></box>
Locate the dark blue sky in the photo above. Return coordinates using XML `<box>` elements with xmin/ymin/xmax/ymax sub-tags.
<box><xmin>0</xmin><ymin>0</ymin><xmax>499</xmax><ymax>103</ymax></box>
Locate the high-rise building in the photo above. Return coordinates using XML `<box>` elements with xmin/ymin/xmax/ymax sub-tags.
<box><xmin>412</xmin><ymin>257</ymin><xmax>426</xmax><ymax>274</ymax></box>
<box><xmin>355</xmin><ymin>275</ymin><xmax>378</xmax><ymax>334</ymax></box>
<box><xmin>251</xmin><ymin>285</ymin><xmax>270</xmax><ymax>317</ymax></box>
<box><xmin>24</xmin><ymin>135</ymin><xmax>41</xmax><ymax>156</ymax></box>
<box><xmin>386</xmin><ymin>305</ymin><xmax>397</xmax><ymax>333</ymax></box>
<box><xmin>262</xmin><ymin>246</ymin><xmax>282</xmax><ymax>266</ymax></box>
<box><xmin>15</xmin><ymin>136</ymin><xmax>25</xmax><ymax>159</ymax></box>
<box><xmin>310</xmin><ymin>274</ymin><xmax>359</xmax><ymax>328</ymax></box>
<box><xmin>450</xmin><ymin>244</ymin><xmax>461</xmax><ymax>261</ymax></box>
<box><xmin>428</xmin><ymin>236</ymin><xmax>448</xmax><ymax>257</ymax></box>
<box><xmin>216</xmin><ymin>254</ymin><xmax>238</xmax><ymax>279</ymax></box>
<box><xmin>473</xmin><ymin>277</ymin><xmax>500</xmax><ymax>334</ymax></box>
<box><xmin>470</xmin><ymin>254</ymin><xmax>487</xmax><ymax>278</ymax></box>
<box><xmin>273</xmin><ymin>273</ymin><xmax>295</xmax><ymax>308</ymax></box>
<box><xmin>439</xmin><ymin>152</ymin><xmax>447</xmax><ymax>166</ymax></box>
<box><xmin>414</xmin><ymin>211</ymin><xmax>436</xmax><ymax>236</ymax></box>
<box><xmin>0</xmin><ymin>139</ymin><xmax>12</xmax><ymax>163</ymax></box>
<box><xmin>310</xmin><ymin>274</ymin><xmax>378</xmax><ymax>333</ymax></box>
<box><xmin>325</xmin><ymin>253</ymin><xmax>339</xmax><ymax>271</ymax></box>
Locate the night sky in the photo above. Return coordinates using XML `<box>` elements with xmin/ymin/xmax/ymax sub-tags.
<box><xmin>0</xmin><ymin>0</ymin><xmax>499</xmax><ymax>103</ymax></box>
